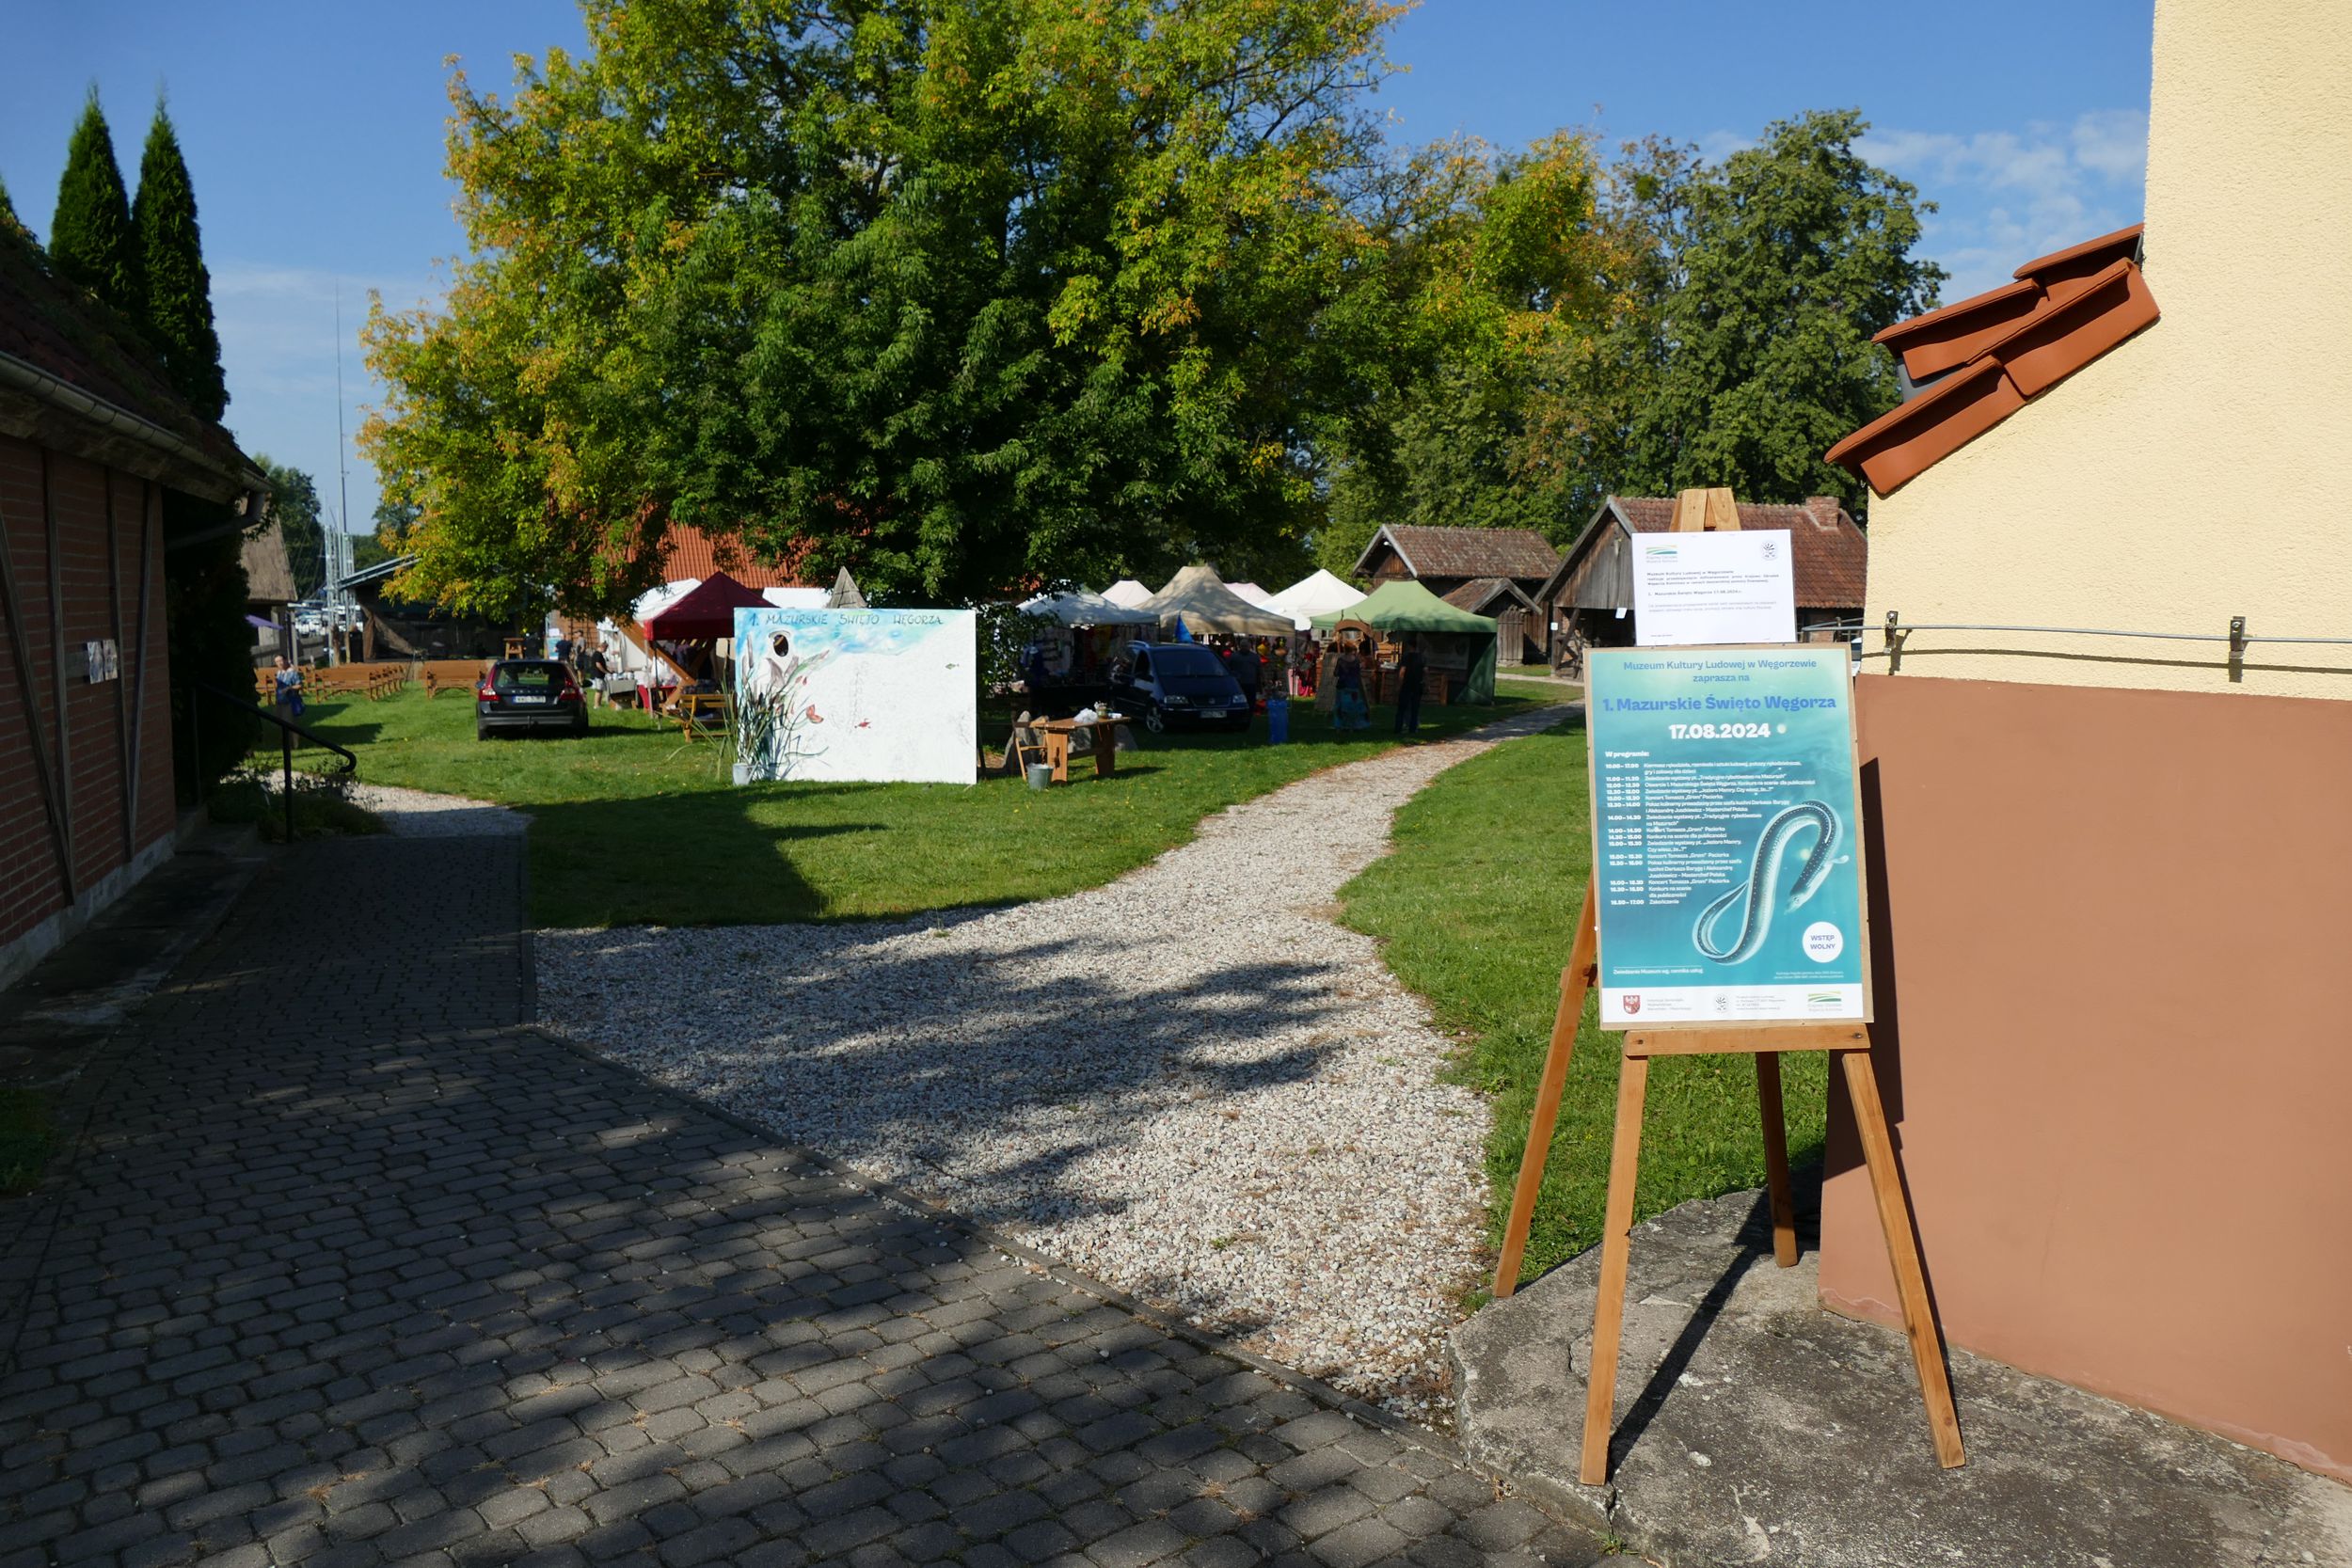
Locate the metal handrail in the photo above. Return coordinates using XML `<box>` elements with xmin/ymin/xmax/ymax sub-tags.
<box><xmin>1876</xmin><ymin>611</ymin><xmax>2352</xmax><ymax>647</ymax></box>
<box><xmin>189</xmin><ymin>681</ymin><xmax>358</xmax><ymax>843</ymax></box>
<box><xmin>1871</xmin><ymin>610</ymin><xmax>2352</xmax><ymax>679</ymax></box>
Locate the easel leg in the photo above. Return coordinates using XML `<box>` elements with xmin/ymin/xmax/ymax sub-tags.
<box><xmin>1839</xmin><ymin>1049</ymin><xmax>1966</xmax><ymax>1469</ymax></box>
<box><xmin>1578</xmin><ymin>1052</ymin><xmax>1649</xmax><ymax>1486</ymax></box>
<box><xmin>1492</xmin><ymin>877</ymin><xmax>1597</xmax><ymax>1298</ymax></box>
<box><xmin>1755</xmin><ymin>1053</ymin><xmax>1799</xmax><ymax>1268</ymax></box>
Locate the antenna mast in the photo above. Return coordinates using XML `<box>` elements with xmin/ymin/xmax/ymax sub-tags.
<box><xmin>330</xmin><ymin>281</ymin><xmax>353</xmax><ymax>664</ymax></box>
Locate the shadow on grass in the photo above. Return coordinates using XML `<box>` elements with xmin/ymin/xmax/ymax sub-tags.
<box><xmin>524</xmin><ymin>793</ymin><xmax>876</xmax><ymax>927</ymax></box>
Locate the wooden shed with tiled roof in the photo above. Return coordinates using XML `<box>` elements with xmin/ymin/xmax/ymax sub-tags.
<box><xmin>1534</xmin><ymin>494</ymin><xmax>1867</xmax><ymax>676</ymax></box>
<box><xmin>1352</xmin><ymin>525</ymin><xmax>1561</xmax><ymax>601</ymax></box>
<box><xmin>1439</xmin><ymin>577</ymin><xmax>1547</xmax><ymax>665</ymax></box>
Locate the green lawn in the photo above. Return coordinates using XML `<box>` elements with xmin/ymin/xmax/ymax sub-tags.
<box><xmin>299</xmin><ymin>680</ymin><xmax>1564</xmax><ymax>927</ymax></box>
<box><xmin>1338</xmin><ymin>717</ymin><xmax>1827</xmax><ymax>1291</ymax></box>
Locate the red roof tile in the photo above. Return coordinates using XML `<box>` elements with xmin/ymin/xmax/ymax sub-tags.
<box><xmin>1835</xmin><ymin>226</ymin><xmax>2158</xmax><ymax>496</ymax></box>
<box><xmin>1607</xmin><ymin>496</ymin><xmax>1869</xmax><ymax>610</ymax></box>
<box><xmin>657</xmin><ymin>522</ymin><xmax>812</xmax><ymax>589</ymax></box>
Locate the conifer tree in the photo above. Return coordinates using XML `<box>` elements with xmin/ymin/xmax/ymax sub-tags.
<box><xmin>134</xmin><ymin>103</ymin><xmax>227</xmax><ymax>420</ymax></box>
<box><xmin>49</xmin><ymin>89</ymin><xmax>145</xmax><ymax>319</ymax></box>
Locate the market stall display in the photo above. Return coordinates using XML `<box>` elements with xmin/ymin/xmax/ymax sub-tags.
<box><xmin>1311</xmin><ymin>578</ymin><xmax>1500</xmax><ymax>703</ymax></box>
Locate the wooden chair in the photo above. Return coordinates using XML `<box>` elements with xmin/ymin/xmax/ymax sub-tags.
<box><xmin>1004</xmin><ymin>713</ymin><xmax>1047</xmax><ymax>777</ymax></box>
<box><xmin>675</xmin><ymin>689</ymin><xmax>729</xmax><ymax>741</ymax></box>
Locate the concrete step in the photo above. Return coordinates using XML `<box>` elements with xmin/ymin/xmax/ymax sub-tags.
<box><xmin>1453</xmin><ymin>1180</ymin><xmax>2351</xmax><ymax>1568</ymax></box>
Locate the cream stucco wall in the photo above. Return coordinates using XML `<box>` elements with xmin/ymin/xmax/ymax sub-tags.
<box><xmin>1860</xmin><ymin>0</ymin><xmax>2352</xmax><ymax>695</ymax></box>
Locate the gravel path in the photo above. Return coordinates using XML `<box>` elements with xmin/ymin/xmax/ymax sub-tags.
<box><xmin>345</xmin><ymin>780</ymin><xmax>530</xmax><ymax>836</ymax></box>
<box><xmin>540</xmin><ymin>706</ymin><xmax>1571</xmax><ymax>1413</ymax></box>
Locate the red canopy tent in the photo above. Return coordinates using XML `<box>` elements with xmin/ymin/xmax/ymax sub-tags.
<box><xmin>638</xmin><ymin>570</ymin><xmax>772</xmax><ymax>641</ymax></box>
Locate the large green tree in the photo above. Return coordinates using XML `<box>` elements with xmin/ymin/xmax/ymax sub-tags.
<box><xmin>1312</xmin><ymin>131</ymin><xmax>1649</xmax><ymax>575</ymax></box>
<box><xmin>259</xmin><ymin>457</ymin><xmax>326</xmax><ymax>598</ymax></box>
<box><xmin>1611</xmin><ymin>109</ymin><xmax>1943</xmax><ymax>509</ymax></box>
<box><xmin>366</xmin><ymin>0</ymin><xmax>1403</xmax><ymax>618</ymax></box>
<box><xmin>49</xmin><ymin>90</ymin><xmax>145</xmax><ymax>319</ymax></box>
<box><xmin>135</xmin><ymin>104</ymin><xmax>229</xmax><ymax>420</ymax></box>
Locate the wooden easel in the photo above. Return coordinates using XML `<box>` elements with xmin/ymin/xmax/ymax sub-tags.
<box><xmin>1489</xmin><ymin>487</ymin><xmax>1964</xmax><ymax>1485</ymax></box>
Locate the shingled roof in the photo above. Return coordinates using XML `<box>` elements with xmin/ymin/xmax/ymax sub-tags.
<box><xmin>1828</xmin><ymin>224</ymin><xmax>2159</xmax><ymax>496</ymax></box>
<box><xmin>0</xmin><ymin>216</ymin><xmax>262</xmax><ymax>503</ymax></box>
<box><xmin>1544</xmin><ymin>496</ymin><xmax>1869</xmax><ymax>611</ymax></box>
<box><xmin>1355</xmin><ymin>524</ymin><xmax>1561</xmax><ymax>584</ymax></box>
<box><xmin>1441</xmin><ymin>577</ymin><xmax>1539</xmax><ymax>616</ymax></box>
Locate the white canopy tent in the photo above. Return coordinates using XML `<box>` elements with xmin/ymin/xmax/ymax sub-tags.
<box><xmin>1265</xmin><ymin>568</ymin><xmax>1367</xmax><ymax>630</ymax></box>
<box><xmin>1100</xmin><ymin>578</ymin><xmax>1152</xmax><ymax>608</ymax></box>
<box><xmin>1226</xmin><ymin>581</ymin><xmax>1277</xmax><ymax>609</ymax></box>
<box><xmin>1139</xmin><ymin>563</ymin><xmax>1297</xmax><ymax>639</ymax></box>
<box><xmin>1018</xmin><ymin>588</ymin><xmax>1157</xmax><ymax>626</ymax></box>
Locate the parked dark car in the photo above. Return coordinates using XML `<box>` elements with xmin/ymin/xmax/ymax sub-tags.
<box><xmin>476</xmin><ymin>659</ymin><xmax>587</xmax><ymax>740</ymax></box>
<box><xmin>1109</xmin><ymin>641</ymin><xmax>1250</xmax><ymax>733</ymax></box>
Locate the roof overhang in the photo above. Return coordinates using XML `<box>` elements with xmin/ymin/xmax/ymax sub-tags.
<box><xmin>0</xmin><ymin>347</ymin><xmax>266</xmax><ymax>508</ymax></box>
<box><xmin>1833</xmin><ymin>255</ymin><xmax>2157</xmax><ymax>496</ymax></box>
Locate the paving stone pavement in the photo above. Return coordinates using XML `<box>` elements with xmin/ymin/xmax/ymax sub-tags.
<box><xmin>0</xmin><ymin>835</ymin><xmax>1603</xmax><ymax>1568</ymax></box>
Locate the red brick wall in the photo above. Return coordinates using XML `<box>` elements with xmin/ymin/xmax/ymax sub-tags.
<box><xmin>0</xmin><ymin>436</ymin><xmax>177</xmax><ymax>954</ymax></box>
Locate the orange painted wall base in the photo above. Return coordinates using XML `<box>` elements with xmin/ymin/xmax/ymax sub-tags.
<box><xmin>1820</xmin><ymin>674</ymin><xmax>2352</xmax><ymax>1483</ymax></box>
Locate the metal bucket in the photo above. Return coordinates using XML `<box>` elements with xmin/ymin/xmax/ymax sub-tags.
<box><xmin>1025</xmin><ymin>763</ymin><xmax>1053</xmax><ymax>790</ymax></box>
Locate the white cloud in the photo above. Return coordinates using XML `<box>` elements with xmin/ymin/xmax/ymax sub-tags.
<box><xmin>1692</xmin><ymin>127</ymin><xmax>1756</xmax><ymax>166</ymax></box>
<box><xmin>1862</xmin><ymin>110</ymin><xmax>2148</xmax><ymax>301</ymax></box>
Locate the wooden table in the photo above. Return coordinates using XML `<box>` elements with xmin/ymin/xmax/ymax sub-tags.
<box><xmin>1031</xmin><ymin>715</ymin><xmax>1125</xmax><ymax>783</ymax></box>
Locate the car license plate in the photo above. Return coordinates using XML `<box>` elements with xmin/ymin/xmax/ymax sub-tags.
<box><xmin>511</xmin><ymin>694</ymin><xmax>547</xmax><ymax>705</ymax></box>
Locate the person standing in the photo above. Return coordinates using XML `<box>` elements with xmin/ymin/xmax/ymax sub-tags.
<box><xmin>1395</xmin><ymin>636</ymin><xmax>1427</xmax><ymax>736</ymax></box>
<box><xmin>271</xmin><ymin>655</ymin><xmax>305</xmax><ymax>736</ymax></box>
<box><xmin>1229</xmin><ymin>638</ymin><xmax>1262</xmax><ymax>705</ymax></box>
<box><xmin>1334</xmin><ymin>643</ymin><xmax>1368</xmax><ymax>731</ymax></box>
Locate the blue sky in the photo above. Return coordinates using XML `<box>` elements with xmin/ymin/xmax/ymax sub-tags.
<box><xmin>0</xmin><ymin>1</ymin><xmax>2153</xmax><ymax>537</ymax></box>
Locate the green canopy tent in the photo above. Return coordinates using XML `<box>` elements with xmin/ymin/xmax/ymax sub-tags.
<box><xmin>1312</xmin><ymin>578</ymin><xmax>1500</xmax><ymax>703</ymax></box>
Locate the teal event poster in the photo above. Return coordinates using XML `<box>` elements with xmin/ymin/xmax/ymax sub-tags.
<box><xmin>1584</xmin><ymin>646</ymin><xmax>1868</xmax><ymax>1026</ymax></box>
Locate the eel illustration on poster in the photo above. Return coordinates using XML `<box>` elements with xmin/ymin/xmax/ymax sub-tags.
<box><xmin>1692</xmin><ymin>800</ymin><xmax>1842</xmax><ymax>964</ymax></box>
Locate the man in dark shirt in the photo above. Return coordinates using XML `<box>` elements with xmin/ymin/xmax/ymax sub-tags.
<box><xmin>1395</xmin><ymin>637</ymin><xmax>1427</xmax><ymax>736</ymax></box>
<box><xmin>1229</xmin><ymin>639</ymin><xmax>1262</xmax><ymax>702</ymax></box>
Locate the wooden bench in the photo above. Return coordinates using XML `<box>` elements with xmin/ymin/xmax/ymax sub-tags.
<box><xmin>421</xmin><ymin>659</ymin><xmax>489</xmax><ymax>698</ymax></box>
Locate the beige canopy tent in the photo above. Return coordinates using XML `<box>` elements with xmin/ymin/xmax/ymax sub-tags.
<box><xmin>1138</xmin><ymin>563</ymin><xmax>1298</xmax><ymax>639</ymax></box>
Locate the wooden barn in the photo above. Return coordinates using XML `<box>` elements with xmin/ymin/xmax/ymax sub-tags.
<box><xmin>1352</xmin><ymin>526</ymin><xmax>1562</xmax><ymax>666</ymax></box>
<box><xmin>1535</xmin><ymin>495</ymin><xmax>1867</xmax><ymax>676</ymax></box>
<box><xmin>1440</xmin><ymin>578</ymin><xmax>1547</xmax><ymax>666</ymax></box>
<box><xmin>0</xmin><ymin>219</ymin><xmax>268</xmax><ymax>988</ymax></box>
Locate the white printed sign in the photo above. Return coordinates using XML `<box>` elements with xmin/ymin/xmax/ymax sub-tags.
<box><xmin>1631</xmin><ymin>530</ymin><xmax>1797</xmax><ymax>647</ymax></box>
